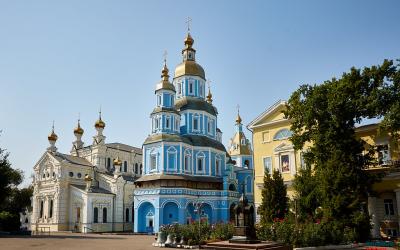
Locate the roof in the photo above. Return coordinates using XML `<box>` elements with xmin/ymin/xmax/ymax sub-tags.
<box><xmin>247</xmin><ymin>100</ymin><xmax>287</xmax><ymax>130</ymax></box>
<box><xmin>175</xmin><ymin>96</ymin><xmax>218</xmax><ymax>116</ymax></box>
<box><xmin>106</xmin><ymin>143</ymin><xmax>142</xmax><ymax>155</ymax></box>
<box><xmin>143</xmin><ymin>134</ymin><xmax>226</xmax><ymax>152</ymax></box>
<box><xmin>151</xmin><ymin>106</ymin><xmax>180</xmax><ymax>115</ymax></box>
<box><xmin>53</xmin><ymin>153</ymin><xmax>93</xmax><ymax>167</ymax></box>
<box><xmin>135</xmin><ymin>173</ymin><xmax>222</xmax><ymax>183</ymax></box>
<box><xmin>71</xmin><ymin>184</ymin><xmax>114</xmax><ymax>195</ymax></box>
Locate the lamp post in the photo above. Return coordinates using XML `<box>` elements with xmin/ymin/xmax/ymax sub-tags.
<box><xmin>193</xmin><ymin>195</ymin><xmax>204</xmax><ymax>248</ymax></box>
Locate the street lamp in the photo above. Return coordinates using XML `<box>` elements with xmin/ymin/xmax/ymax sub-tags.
<box><xmin>193</xmin><ymin>195</ymin><xmax>204</xmax><ymax>248</ymax></box>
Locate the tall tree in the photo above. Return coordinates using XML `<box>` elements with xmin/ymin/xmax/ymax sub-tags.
<box><xmin>259</xmin><ymin>170</ymin><xmax>288</xmax><ymax>224</ymax></box>
<box><xmin>285</xmin><ymin>59</ymin><xmax>400</xmax><ymax>241</ymax></box>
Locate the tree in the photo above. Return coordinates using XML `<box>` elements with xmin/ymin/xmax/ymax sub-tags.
<box><xmin>285</xmin><ymin>59</ymin><xmax>400</xmax><ymax>241</ymax></box>
<box><xmin>259</xmin><ymin>170</ymin><xmax>288</xmax><ymax>224</ymax></box>
<box><xmin>0</xmin><ymin>134</ymin><xmax>32</xmax><ymax>231</ymax></box>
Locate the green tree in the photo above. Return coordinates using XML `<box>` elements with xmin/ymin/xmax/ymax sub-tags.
<box><xmin>259</xmin><ymin>170</ymin><xmax>288</xmax><ymax>224</ymax></box>
<box><xmin>285</xmin><ymin>59</ymin><xmax>400</xmax><ymax>241</ymax></box>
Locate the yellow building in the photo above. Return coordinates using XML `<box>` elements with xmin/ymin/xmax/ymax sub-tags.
<box><xmin>248</xmin><ymin>100</ymin><xmax>400</xmax><ymax>238</ymax></box>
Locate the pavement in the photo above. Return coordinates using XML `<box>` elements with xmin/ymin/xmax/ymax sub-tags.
<box><xmin>0</xmin><ymin>233</ymin><xmax>156</xmax><ymax>250</ymax></box>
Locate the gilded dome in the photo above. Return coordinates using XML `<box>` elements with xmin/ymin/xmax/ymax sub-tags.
<box><xmin>74</xmin><ymin>121</ymin><xmax>84</xmax><ymax>135</ymax></box>
<box><xmin>156</xmin><ymin>63</ymin><xmax>175</xmax><ymax>92</ymax></box>
<box><xmin>174</xmin><ymin>60</ymin><xmax>205</xmax><ymax>79</ymax></box>
<box><xmin>95</xmin><ymin>118</ymin><xmax>105</xmax><ymax>129</ymax></box>
<box><xmin>48</xmin><ymin>130</ymin><xmax>58</xmax><ymax>142</ymax></box>
<box><xmin>113</xmin><ymin>156</ymin><xmax>122</xmax><ymax>166</ymax></box>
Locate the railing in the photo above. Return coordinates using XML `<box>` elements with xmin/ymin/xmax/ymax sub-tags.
<box><xmin>363</xmin><ymin>160</ymin><xmax>400</xmax><ymax>170</ymax></box>
<box><xmin>37</xmin><ymin>226</ymin><xmax>50</xmax><ymax>235</ymax></box>
<box><xmin>83</xmin><ymin>226</ymin><xmax>95</xmax><ymax>234</ymax></box>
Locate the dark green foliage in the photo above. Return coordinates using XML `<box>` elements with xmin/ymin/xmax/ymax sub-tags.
<box><xmin>284</xmin><ymin>59</ymin><xmax>400</xmax><ymax>243</ymax></box>
<box><xmin>259</xmin><ymin>170</ymin><xmax>288</xmax><ymax>225</ymax></box>
<box><xmin>0</xmin><ymin>136</ymin><xmax>33</xmax><ymax>231</ymax></box>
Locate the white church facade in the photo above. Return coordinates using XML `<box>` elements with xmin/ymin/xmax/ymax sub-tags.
<box><xmin>30</xmin><ymin>115</ymin><xmax>143</xmax><ymax>232</ymax></box>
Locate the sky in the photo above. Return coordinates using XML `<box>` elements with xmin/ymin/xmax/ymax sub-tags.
<box><xmin>0</xmin><ymin>0</ymin><xmax>399</xmax><ymax>187</ymax></box>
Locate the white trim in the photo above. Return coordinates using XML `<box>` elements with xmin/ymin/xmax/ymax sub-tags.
<box><xmin>166</xmin><ymin>146</ymin><xmax>178</xmax><ymax>171</ymax></box>
<box><xmin>247</xmin><ymin>100</ymin><xmax>287</xmax><ymax>130</ymax></box>
<box><xmin>262</xmin><ymin>156</ymin><xmax>273</xmax><ymax>174</ymax></box>
<box><xmin>196</xmin><ymin>151</ymin><xmax>206</xmax><ymax>174</ymax></box>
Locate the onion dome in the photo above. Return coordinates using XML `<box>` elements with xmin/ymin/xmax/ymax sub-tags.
<box><xmin>236</xmin><ymin>113</ymin><xmax>242</xmax><ymax>124</ymax></box>
<box><xmin>74</xmin><ymin>119</ymin><xmax>84</xmax><ymax>135</ymax></box>
<box><xmin>174</xmin><ymin>33</ymin><xmax>205</xmax><ymax>80</ymax></box>
<box><xmin>48</xmin><ymin>125</ymin><xmax>58</xmax><ymax>142</ymax></box>
<box><xmin>84</xmin><ymin>174</ymin><xmax>92</xmax><ymax>182</ymax></box>
<box><xmin>95</xmin><ymin>112</ymin><xmax>105</xmax><ymax>129</ymax></box>
<box><xmin>155</xmin><ymin>62</ymin><xmax>175</xmax><ymax>92</ymax></box>
<box><xmin>113</xmin><ymin>156</ymin><xmax>122</xmax><ymax>166</ymax></box>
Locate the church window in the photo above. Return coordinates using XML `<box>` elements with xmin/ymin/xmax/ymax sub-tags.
<box><xmin>135</xmin><ymin>163</ymin><xmax>138</xmax><ymax>174</ymax></box>
<box><xmin>77</xmin><ymin>173</ymin><xmax>82</xmax><ymax>178</ymax></box>
<box><xmin>140</xmin><ymin>164</ymin><xmax>143</xmax><ymax>174</ymax></box>
<box><xmin>189</xmin><ymin>81</ymin><xmax>194</xmax><ymax>94</ymax></box>
<box><xmin>177</xmin><ymin>83</ymin><xmax>181</xmax><ymax>95</ymax></box>
<box><xmin>175</xmin><ymin>118</ymin><xmax>179</xmax><ymax>131</ymax></box>
<box><xmin>46</xmin><ymin>173</ymin><xmax>49</xmax><ymax>178</ymax></box>
<box><xmin>193</xmin><ymin>115</ymin><xmax>199</xmax><ymax>131</ymax></box>
<box><xmin>384</xmin><ymin>199</ymin><xmax>395</xmax><ymax>216</ymax></box>
<box><xmin>244</xmin><ymin>160</ymin><xmax>250</xmax><ymax>168</ymax></box>
<box><xmin>150</xmin><ymin>154</ymin><xmax>157</xmax><ymax>171</ymax></box>
<box><xmin>124</xmin><ymin>161</ymin><xmax>127</xmax><ymax>172</ymax></box>
<box><xmin>157</xmin><ymin>95</ymin><xmax>161</xmax><ymax>106</ymax></box>
<box><xmin>166</xmin><ymin>117</ymin><xmax>170</xmax><ymax>129</ymax></box>
<box><xmin>107</xmin><ymin>158</ymin><xmax>111</xmax><ymax>169</ymax></box>
<box><xmin>263</xmin><ymin>157</ymin><xmax>272</xmax><ymax>174</ymax></box>
<box><xmin>273</xmin><ymin>129</ymin><xmax>293</xmax><ymax>140</ymax></box>
<box><xmin>40</xmin><ymin>201</ymin><xmax>44</xmax><ymax>218</ymax></box>
<box><xmin>184</xmin><ymin>151</ymin><xmax>191</xmax><ymax>172</ymax></box>
<box><xmin>69</xmin><ymin>172</ymin><xmax>73</xmax><ymax>177</ymax></box>
<box><xmin>170</xmin><ymin>96</ymin><xmax>174</xmax><ymax>106</ymax></box>
<box><xmin>49</xmin><ymin>200</ymin><xmax>53</xmax><ymax>218</ymax></box>
<box><xmin>103</xmin><ymin>207</ymin><xmax>107</xmax><ymax>223</ymax></box>
<box><xmin>93</xmin><ymin>207</ymin><xmax>98</xmax><ymax>223</ymax></box>
<box><xmin>167</xmin><ymin>147</ymin><xmax>177</xmax><ymax>170</ymax></box>
<box><xmin>199</xmin><ymin>82</ymin><xmax>203</xmax><ymax>97</ymax></box>
<box><xmin>197</xmin><ymin>153</ymin><xmax>205</xmax><ymax>173</ymax></box>
<box><xmin>52</xmin><ymin>172</ymin><xmax>55</xmax><ymax>178</ymax></box>
<box><xmin>125</xmin><ymin>208</ymin><xmax>129</xmax><ymax>222</ymax></box>
<box><xmin>42</xmin><ymin>174</ymin><xmax>46</xmax><ymax>179</ymax></box>
<box><xmin>215</xmin><ymin>157</ymin><xmax>221</xmax><ymax>176</ymax></box>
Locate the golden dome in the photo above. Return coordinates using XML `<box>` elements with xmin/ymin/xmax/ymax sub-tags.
<box><xmin>95</xmin><ymin>116</ymin><xmax>105</xmax><ymax>129</ymax></box>
<box><xmin>113</xmin><ymin>156</ymin><xmax>122</xmax><ymax>166</ymax></box>
<box><xmin>174</xmin><ymin>60</ymin><xmax>205</xmax><ymax>79</ymax></box>
<box><xmin>206</xmin><ymin>88</ymin><xmax>213</xmax><ymax>103</ymax></box>
<box><xmin>156</xmin><ymin>63</ymin><xmax>175</xmax><ymax>92</ymax></box>
<box><xmin>184</xmin><ymin>33</ymin><xmax>194</xmax><ymax>47</ymax></box>
<box><xmin>84</xmin><ymin>174</ymin><xmax>92</xmax><ymax>182</ymax></box>
<box><xmin>74</xmin><ymin>120</ymin><xmax>84</xmax><ymax>135</ymax></box>
<box><xmin>236</xmin><ymin>113</ymin><xmax>242</xmax><ymax>124</ymax></box>
<box><xmin>48</xmin><ymin>130</ymin><xmax>58</xmax><ymax>142</ymax></box>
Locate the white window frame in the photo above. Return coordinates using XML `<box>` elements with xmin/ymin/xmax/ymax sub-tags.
<box><xmin>199</xmin><ymin>82</ymin><xmax>203</xmax><ymax>97</ymax></box>
<box><xmin>196</xmin><ymin>152</ymin><xmax>205</xmax><ymax>174</ymax></box>
<box><xmin>189</xmin><ymin>80</ymin><xmax>194</xmax><ymax>95</ymax></box>
<box><xmin>165</xmin><ymin>116</ymin><xmax>171</xmax><ymax>129</ymax></box>
<box><xmin>263</xmin><ymin>156</ymin><xmax>272</xmax><ymax>174</ymax></box>
<box><xmin>262</xmin><ymin>131</ymin><xmax>270</xmax><ymax>143</ymax></box>
<box><xmin>150</xmin><ymin>152</ymin><xmax>157</xmax><ymax>172</ymax></box>
<box><xmin>273</xmin><ymin>129</ymin><xmax>293</xmax><ymax>141</ymax></box>
<box><xmin>193</xmin><ymin>114</ymin><xmax>200</xmax><ymax>132</ymax></box>
<box><xmin>157</xmin><ymin>95</ymin><xmax>162</xmax><ymax>106</ymax></box>
<box><xmin>175</xmin><ymin>118</ymin><xmax>180</xmax><ymax>132</ymax></box>
<box><xmin>167</xmin><ymin>147</ymin><xmax>177</xmax><ymax>171</ymax></box>
<box><xmin>184</xmin><ymin>150</ymin><xmax>192</xmax><ymax>173</ymax></box>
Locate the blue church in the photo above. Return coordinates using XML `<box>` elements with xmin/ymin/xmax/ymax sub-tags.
<box><xmin>134</xmin><ymin>31</ymin><xmax>254</xmax><ymax>233</ymax></box>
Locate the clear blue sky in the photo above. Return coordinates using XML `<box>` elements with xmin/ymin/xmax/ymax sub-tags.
<box><xmin>1</xmin><ymin>0</ymin><xmax>399</xmax><ymax>186</ymax></box>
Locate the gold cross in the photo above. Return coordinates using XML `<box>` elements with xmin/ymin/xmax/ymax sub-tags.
<box><xmin>186</xmin><ymin>17</ymin><xmax>192</xmax><ymax>33</ymax></box>
<box><xmin>236</xmin><ymin>104</ymin><xmax>240</xmax><ymax>114</ymax></box>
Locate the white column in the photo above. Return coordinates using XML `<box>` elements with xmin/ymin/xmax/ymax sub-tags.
<box><xmin>368</xmin><ymin>196</ymin><xmax>380</xmax><ymax>238</ymax></box>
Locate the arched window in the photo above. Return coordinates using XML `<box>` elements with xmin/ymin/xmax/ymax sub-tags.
<box><xmin>125</xmin><ymin>208</ymin><xmax>129</xmax><ymax>222</ymax></box>
<box><xmin>124</xmin><ymin>161</ymin><xmax>127</xmax><ymax>172</ymax></box>
<box><xmin>40</xmin><ymin>200</ymin><xmax>44</xmax><ymax>218</ymax></box>
<box><xmin>103</xmin><ymin>207</ymin><xmax>107</xmax><ymax>223</ymax></box>
<box><xmin>184</xmin><ymin>150</ymin><xmax>191</xmax><ymax>172</ymax></box>
<box><xmin>273</xmin><ymin>129</ymin><xmax>293</xmax><ymax>140</ymax></box>
<box><xmin>93</xmin><ymin>207</ymin><xmax>98</xmax><ymax>223</ymax></box>
<box><xmin>135</xmin><ymin>163</ymin><xmax>138</xmax><ymax>174</ymax></box>
<box><xmin>215</xmin><ymin>155</ymin><xmax>221</xmax><ymax>176</ymax></box>
<box><xmin>140</xmin><ymin>164</ymin><xmax>143</xmax><ymax>175</ymax></box>
<box><xmin>49</xmin><ymin>200</ymin><xmax>53</xmax><ymax>218</ymax></box>
<box><xmin>167</xmin><ymin>147</ymin><xmax>177</xmax><ymax>170</ymax></box>
<box><xmin>196</xmin><ymin>152</ymin><xmax>205</xmax><ymax>172</ymax></box>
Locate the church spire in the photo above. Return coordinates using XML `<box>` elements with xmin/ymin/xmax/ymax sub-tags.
<box><xmin>72</xmin><ymin>115</ymin><xmax>84</xmax><ymax>154</ymax></box>
<box><xmin>206</xmin><ymin>79</ymin><xmax>213</xmax><ymax>104</ymax></box>
<box><xmin>236</xmin><ymin>105</ymin><xmax>242</xmax><ymax>125</ymax></box>
<box><xmin>47</xmin><ymin>121</ymin><xmax>58</xmax><ymax>153</ymax></box>
<box><xmin>93</xmin><ymin>108</ymin><xmax>106</xmax><ymax>146</ymax></box>
<box><xmin>155</xmin><ymin>51</ymin><xmax>175</xmax><ymax>93</ymax></box>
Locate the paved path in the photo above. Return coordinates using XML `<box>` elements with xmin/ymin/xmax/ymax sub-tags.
<box><xmin>0</xmin><ymin>233</ymin><xmax>156</xmax><ymax>250</ymax></box>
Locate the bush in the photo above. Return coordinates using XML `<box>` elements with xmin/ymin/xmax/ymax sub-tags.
<box><xmin>210</xmin><ymin>223</ymin><xmax>235</xmax><ymax>241</ymax></box>
<box><xmin>0</xmin><ymin>211</ymin><xmax>20</xmax><ymax>231</ymax></box>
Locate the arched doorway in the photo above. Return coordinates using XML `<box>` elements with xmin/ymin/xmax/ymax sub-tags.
<box><xmin>201</xmin><ymin>203</ymin><xmax>212</xmax><ymax>223</ymax></box>
<box><xmin>137</xmin><ymin>202</ymin><xmax>155</xmax><ymax>233</ymax></box>
<box><xmin>163</xmin><ymin>202</ymin><xmax>179</xmax><ymax>225</ymax></box>
<box><xmin>229</xmin><ymin>203</ymin><xmax>236</xmax><ymax>222</ymax></box>
<box><xmin>185</xmin><ymin>203</ymin><xmax>196</xmax><ymax>224</ymax></box>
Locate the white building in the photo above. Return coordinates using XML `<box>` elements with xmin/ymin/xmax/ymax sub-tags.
<box><xmin>30</xmin><ymin>113</ymin><xmax>142</xmax><ymax>232</ymax></box>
